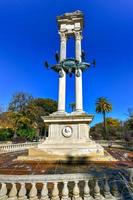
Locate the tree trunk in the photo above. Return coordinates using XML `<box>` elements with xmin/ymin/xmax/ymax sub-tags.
<box><xmin>103</xmin><ymin>111</ymin><xmax>107</xmax><ymax>140</ymax></box>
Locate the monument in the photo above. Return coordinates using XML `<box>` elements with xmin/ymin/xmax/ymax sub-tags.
<box><xmin>28</xmin><ymin>11</ymin><xmax>105</xmax><ymax>159</ymax></box>
<box><xmin>19</xmin><ymin>11</ymin><xmax>116</xmax><ymax>162</ymax></box>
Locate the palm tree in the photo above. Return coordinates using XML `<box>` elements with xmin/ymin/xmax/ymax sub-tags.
<box><xmin>95</xmin><ymin>97</ymin><xmax>112</xmax><ymax>139</ymax></box>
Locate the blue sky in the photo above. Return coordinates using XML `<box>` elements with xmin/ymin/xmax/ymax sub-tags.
<box><xmin>0</xmin><ymin>0</ymin><xmax>133</xmax><ymax>125</ymax></box>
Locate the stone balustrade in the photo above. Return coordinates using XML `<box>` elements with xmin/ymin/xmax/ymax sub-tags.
<box><xmin>0</xmin><ymin>171</ymin><xmax>133</xmax><ymax>200</ymax></box>
<box><xmin>0</xmin><ymin>142</ymin><xmax>39</xmax><ymax>153</ymax></box>
<box><xmin>95</xmin><ymin>140</ymin><xmax>133</xmax><ymax>150</ymax></box>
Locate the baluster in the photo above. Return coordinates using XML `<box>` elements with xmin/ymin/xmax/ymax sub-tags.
<box><xmin>93</xmin><ymin>180</ymin><xmax>103</xmax><ymax>200</ymax></box>
<box><xmin>18</xmin><ymin>183</ymin><xmax>27</xmax><ymax>200</ymax></box>
<box><xmin>83</xmin><ymin>180</ymin><xmax>93</xmax><ymax>200</ymax></box>
<box><xmin>29</xmin><ymin>183</ymin><xmax>38</xmax><ymax>200</ymax></box>
<box><xmin>61</xmin><ymin>181</ymin><xmax>70</xmax><ymax>200</ymax></box>
<box><xmin>103</xmin><ymin>178</ymin><xmax>113</xmax><ymax>199</ymax></box>
<box><xmin>41</xmin><ymin>183</ymin><xmax>49</xmax><ymax>200</ymax></box>
<box><xmin>129</xmin><ymin>169</ymin><xmax>133</xmax><ymax>187</ymax></box>
<box><xmin>8</xmin><ymin>183</ymin><xmax>17</xmax><ymax>200</ymax></box>
<box><xmin>0</xmin><ymin>183</ymin><xmax>7</xmax><ymax>200</ymax></box>
<box><xmin>111</xmin><ymin>182</ymin><xmax>121</xmax><ymax>199</ymax></box>
<box><xmin>51</xmin><ymin>182</ymin><xmax>59</xmax><ymax>200</ymax></box>
<box><xmin>72</xmin><ymin>181</ymin><xmax>82</xmax><ymax>200</ymax></box>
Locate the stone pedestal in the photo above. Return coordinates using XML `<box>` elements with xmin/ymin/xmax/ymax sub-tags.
<box><xmin>18</xmin><ymin>114</ymin><xmax>116</xmax><ymax>162</ymax></box>
<box><xmin>34</xmin><ymin>113</ymin><xmax>104</xmax><ymax>157</ymax></box>
<box><xmin>42</xmin><ymin>114</ymin><xmax>92</xmax><ymax>143</ymax></box>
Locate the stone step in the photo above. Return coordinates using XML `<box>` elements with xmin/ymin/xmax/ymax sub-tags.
<box><xmin>38</xmin><ymin>141</ymin><xmax>101</xmax><ymax>149</ymax></box>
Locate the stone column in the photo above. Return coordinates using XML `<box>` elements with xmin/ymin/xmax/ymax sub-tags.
<box><xmin>75</xmin><ymin>32</ymin><xmax>83</xmax><ymax>112</ymax></box>
<box><xmin>58</xmin><ymin>32</ymin><xmax>67</xmax><ymax>113</ymax></box>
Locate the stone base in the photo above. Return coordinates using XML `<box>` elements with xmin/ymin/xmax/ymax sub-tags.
<box><xmin>17</xmin><ymin>112</ymin><xmax>117</xmax><ymax>163</ymax></box>
<box><xmin>17</xmin><ymin>140</ymin><xmax>117</xmax><ymax>163</ymax></box>
<box><xmin>37</xmin><ymin>140</ymin><xmax>104</xmax><ymax>156</ymax></box>
<box><xmin>17</xmin><ymin>147</ymin><xmax>117</xmax><ymax>163</ymax></box>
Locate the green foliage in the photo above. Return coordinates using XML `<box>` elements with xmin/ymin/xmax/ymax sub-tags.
<box><xmin>90</xmin><ymin>117</ymin><xmax>122</xmax><ymax>140</ymax></box>
<box><xmin>96</xmin><ymin>97</ymin><xmax>112</xmax><ymax>114</ymax></box>
<box><xmin>90</xmin><ymin>123</ymin><xmax>104</xmax><ymax>140</ymax></box>
<box><xmin>106</xmin><ymin>118</ymin><xmax>122</xmax><ymax>140</ymax></box>
<box><xmin>17</xmin><ymin>128</ymin><xmax>36</xmax><ymax>141</ymax></box>
<box><xmin>124</xmin><ymin>108</ymin><xmax>133</xmax><ymax>130</ymax></box>
<box><xmin>0</xmin><ymin>129</ymin><xmax>13</xmax><ymax>141</ymax></box>
<box><xmin>125</xmin><ymin>118</ymin><xmax>133</xmax><ymax>130</ymax></box>
<box><xmin>123</xmin><ymin>108</ymin><xmax>133</xmax><ymax>141</ymax></box>
<box><xmin>95</xmin><ymin>97</ymin><xmax>112</xmax><ymax>139</ymax></box>
<box><xmin>27</xmin><ymin>98</ymin><xmax>57</xmax><ymax>115</ymax></box>
<box><xmin>4</xmin><ymin>111</ymin><xmax>32</xmax><ymax>133</ymax></box>
<box><xmin>106</xmin><ymin>117</ymin><xmax>121</xmax><ymax>128</ymax></box>
<box><xmin>0</xmin><ymin>92</ymin><xmax>58</xmax><ymax>141</ymax></box>
<box><xmin>24</xmin><ymin>98</ymin><xmax>57</xmax><ymax>134</ymax></box>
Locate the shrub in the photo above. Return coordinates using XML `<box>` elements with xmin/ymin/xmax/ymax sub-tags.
<box><xmin>16</xmin><ymin>128</ymin><xmax>36</xmax><ymax>141</ymax></box>
<box><xmin>0</xmin><ymin>128</ymin><xmax>13</xmax><ymax>141</ymax></box>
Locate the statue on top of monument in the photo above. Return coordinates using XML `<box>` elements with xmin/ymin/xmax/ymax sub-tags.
<box><xmin>44</xmin><ymin>10</ymin><xmax>96</xmax><ymax>78</ymax></box>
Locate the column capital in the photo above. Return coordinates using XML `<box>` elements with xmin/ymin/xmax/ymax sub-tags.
<box><xmin>59</xmin><ymin>32</ymin><xmax>67</xmax><ymax>42</ymax></box>
<box><xmin>74</xmin><ymin>31</ymin><xmax>82</xmax><ymax>40</ymax></box>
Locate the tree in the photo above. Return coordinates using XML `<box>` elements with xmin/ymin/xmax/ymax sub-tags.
<box><xmin>8</xmin><ymin>98</ymin><xmax>57</xmax><ymax>138</ymax></box>
<box><xmin>8</xmin><ymin>92</ymin><xmax>33</xmax><ymax>112</ymax></box>
<box><xmin>127</xmin><ymin>108</ymin><xmax>133</xmax><ymax>119</ymax></box>
<box><xmin>0</xmin><ymin>111</ymin><xmax>14</xmax><ymax>129</ymax></box>
<box><xmin>106</xmin><ymin>117</ymin><xmax>121</xmax><ymax>128</ymax></box>
<box><xmin>24</xmin><ymin>98</ymin><xmax>57</xmax><ymax>136</ymax></box>
<box><xmin>106</xmin><ymin>118</ymin><xmax>122</xmax><ymax>139</ymax></box>
<box><xmin>16</xmin><ymin>128</ymin><xmax>36</xmax><ymax>141</ymax></box>
<box><xmin>0</xmin><ymin>94</ymin><xmax>58</xmax><ymax>141</ymax></box>
<box><xmin>0</xmin><ymin>105</ymin><xmax>3</xmax><ymax>114</ymax></box>
<box><xmin>0</xmin><ymin>111</ymin><xmax>33</xmax><ymax>141</ymax></box>
<box><xmin>123</xmin><ymin>108</ymin><xmax>133</xmax><ymax>142</ymax></box>
<box><xmin>90</xmin><ymin>117</ymin><xmax>122</xmax><ymax>140</ymax></box>
<box><xmin>8</xmin><ymin>112</ymin><xmax>32</xmax><ymax>137</ymax></box>
<box><xmin>95</xmin><ymin>97</ymin><xmax>112</xmax><ymax>139</ymax></box>
<box><xmin>90</xmin><ymin>123</ymin><xmax>104</xmax><ymax>140</ymax></box>
<box><xmin>126</xmin><ymin>108</ymin><xmax>133</xmax><ymax>129</ymax></box>
<box><xmin>0</xmin><ymin>128</ymin><xmax>13</xmax><ymax>141</ymax></box>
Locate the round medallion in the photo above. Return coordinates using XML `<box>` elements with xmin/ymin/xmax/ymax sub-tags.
<box><xmin>62</xmin><ymin>126</ymin><xmax>72</xmax><ymax>138</ymax></box>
